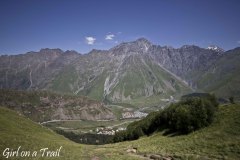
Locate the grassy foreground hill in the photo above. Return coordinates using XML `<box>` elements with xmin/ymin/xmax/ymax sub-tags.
<box><xmin>1</xmin><ymin>104</ymin><xmax>240</xmax><ymax>159</ymax></box>
<box><xmin>89</xmin><ymin>104</ymin><xmax>240</xmax><ymax>159</ymax></box>
<box><xmin>0</xmin><ymin>107</ymin><xmax>140</xmax><ymax>160</ymax></box>
<box><xmin>0</xmin><ymin>107</ymin><xmax>86</xmax><ymax>159</ymax></box>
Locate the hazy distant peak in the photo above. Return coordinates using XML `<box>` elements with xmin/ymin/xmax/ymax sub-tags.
<box><xmin>162</xmin><ymin>45</ymin><xmax>174</xmax><ymax>50</ymax></box>
<box><xmin>65</xmin><ymin>50</ymin><xmax>79</xmax><ymax>53</ymax></box>
<box><xmin>181</xmin><ymin>45</ymin><xmax>199</xmax><ymax>49</ymax></box>
<box><xmin>88</xmin><ymin>49</ymin><xmax>104</xmax><ymax>54</ymax></box>
<box><xmin>40</xmin><ymin>48</ymin><xmax>64</xmax><ymax>53</ymax></box>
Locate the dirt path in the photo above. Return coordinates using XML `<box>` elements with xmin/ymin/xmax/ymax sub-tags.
<box><xmin>40</xmin><ymin>119</ymin><xmax>82</xmax><ymax>124</ymax></box>
<box><xmin>108</xmin><ymin>120</ymin><xmax>134</xmax><ymax>128</ymax></box>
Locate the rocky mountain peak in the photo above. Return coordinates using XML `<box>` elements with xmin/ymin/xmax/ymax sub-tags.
<box><xmin>207</xmin><ymin>45</ymin><xmax>224</xmax><ymax>53</ymax></box>
<box><xmin>135</xmin><ymin>37</ymin><xmax>151</xmax><ymax>44</ymax></box>
<box><xmin>110</xmin><ymin>38</ymin><xmax>152</xmax><ymax>55</ymax></box>
<box><xmin>133</xmin><ymin>38</ymin><xmax>152</xmax><ymax>50</ymax></box>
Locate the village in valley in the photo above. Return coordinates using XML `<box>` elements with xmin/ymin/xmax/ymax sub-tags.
<box><xmin>95</xmin><ymin>110</ymin><xmax>148</xmax><ymax>135</ymax></box>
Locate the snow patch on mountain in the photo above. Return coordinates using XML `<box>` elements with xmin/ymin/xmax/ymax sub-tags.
<box><xmin>207</xmin><ymin>45</ymin><xmax>224</xmax><ymax>53</ymax></box>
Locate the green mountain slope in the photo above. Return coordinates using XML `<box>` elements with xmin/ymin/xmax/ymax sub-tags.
<box><xmin>48</xmin><ymin>51</ymin><xmax>191</xmax><ymax>107</ymax></box>
<box><xmin>0</xmin><ymin>49</ymin><xmax>80</xmax><ymax>90</ymax></box>
<box><xmin>197</xmin><ymin>48</ymin><xmax>240</xmax><ymax>99</ymax></box>
<box><xmin>0</xmin><ymin>89</ymin><xmax>115</xmax><ymax>122</ymax></box>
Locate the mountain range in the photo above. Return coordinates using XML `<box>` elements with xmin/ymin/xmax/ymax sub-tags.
<box><xmin>0</xmin><ymin>38</ymin><xmax>239</xmax><ymax>107</ymax></box>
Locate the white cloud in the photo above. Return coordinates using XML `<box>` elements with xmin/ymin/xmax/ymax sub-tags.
<box><xmin>237</xmin><ymin>40</ymin><xmax>240</xmax><ymax>44</ymax></box>
<box><xmin>85</xmin><ymin>36</ymin><xmax>96</xmax><ymax>45</ymax></box>
<box><xmin>105</xmin><ymin>34</ymin><xmax>115</xmax><ymax>40</ymax></box>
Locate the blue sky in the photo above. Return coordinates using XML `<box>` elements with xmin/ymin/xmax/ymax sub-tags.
<box><xmin>0</xmin><ymin>0</ymin><xmax>240</xmax><ymax>54</ymax></box>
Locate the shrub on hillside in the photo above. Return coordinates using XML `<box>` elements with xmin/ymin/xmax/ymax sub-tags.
<box><xmin>112</xmin><ymin>94</ymin><xmax>218</xmax><ymax>142</ymax></box>
<box><xmin>163</xmin><ymin>97</ymin><xmax>218</xmax><ymax>133</ymax></box>
<box><xmin>229</xmin><ymin>96</ymin><xmax>235</xmax><ymax>104</ymax></box>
